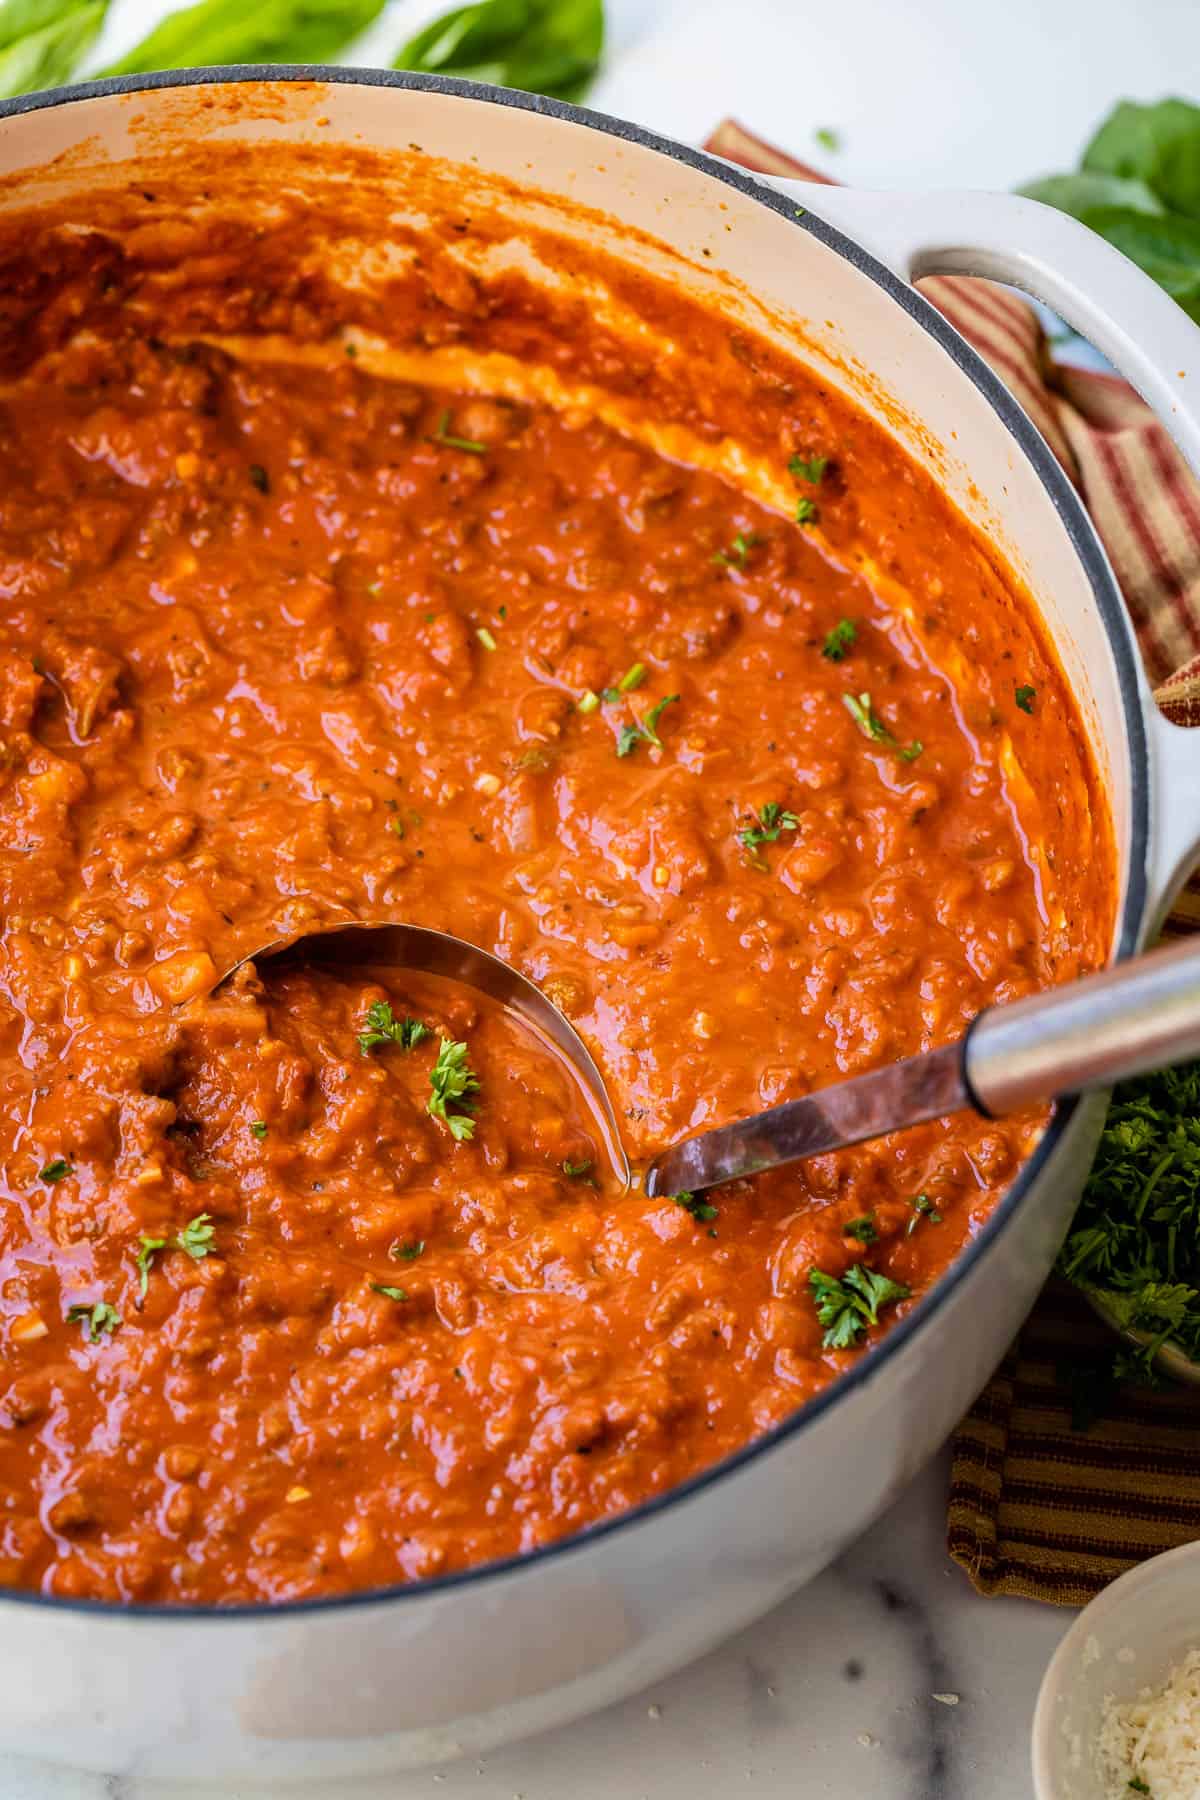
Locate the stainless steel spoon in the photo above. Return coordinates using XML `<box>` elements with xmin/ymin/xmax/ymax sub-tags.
<box><xmin>219</xmin><ymin>920</ymin><xmax>631</xmax><ymax>1187</ymax></box>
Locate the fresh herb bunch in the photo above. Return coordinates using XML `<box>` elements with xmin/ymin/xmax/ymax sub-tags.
<box><xmin>0</xmin><ymin>0</ymin><xmax>606</xmax><ymax>104</ymax></box>
<box><xmin>1022</xmin><ymin>98</ymin><xmax>1200</xmax><ymax>323</ymax></box>
<box><xmin>0</xmin><ymin>0</ymin><xmax>106</xmax><ymax>94</ymax></box>
<box><xmin>101</xmin><ymin>0</ymin><xmax>386</xmax><ymax>77</ymax></box>
<box><xmin>1059</xmin><ymin>1062</ymin><xmax>1200</xmax><ymax>1372</ymax></box>
<box><xmin>394</xmin><ymin>0</ymin><xmax>604</xmax><ymax>103</ymax></box>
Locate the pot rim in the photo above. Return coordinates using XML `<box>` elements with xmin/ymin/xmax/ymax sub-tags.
<box><xmin>0</xmin><ymin>65</ymin><xmax>1150</xmax><ymax>1623</ymax></box>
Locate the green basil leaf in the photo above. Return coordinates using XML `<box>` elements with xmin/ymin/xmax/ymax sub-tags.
<box><xmin>101</xmin><ymin>0</ymin><xmax>385</xmax><ymax>78</ymax></box>
<box><xmin>1019</xmin><ymin>171</ymin><xmax>1164</xmax><ymax>222</ymax></box>
<box><xmin>1080</xmin><ymin>205</ymin><xmax>1200</xmax><ymax>324</ymax></box>
<box><xmin>1082</xmin><ymin>97</ymin><xmax>1200</xmax><ymax>222</ymax></box>
<box><xmin>0</xmin><ymin>0</ymin><xmax>89</xmax><ymax>50</ymax></box>
<box><xmin>0</xmin><ymin>0</ymin><xmax>103</xmax><ymax>93</ymax></box>
<box><xmin>394</xmin><ymin>0</ymin><xmax>603</xmax><ymax>103</ymax></box>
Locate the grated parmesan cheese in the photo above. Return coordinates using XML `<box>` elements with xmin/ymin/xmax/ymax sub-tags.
<box><xmin>1098</xmin><ymin>1647</ymin><xmax>1200</xmax><ymax>1798</ymax></box>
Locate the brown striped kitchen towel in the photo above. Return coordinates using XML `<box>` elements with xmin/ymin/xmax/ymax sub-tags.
<box><xmin>708</xmin><ymin>120</ymin><xmax>1200</xmax><ymax>1604</ymax></box>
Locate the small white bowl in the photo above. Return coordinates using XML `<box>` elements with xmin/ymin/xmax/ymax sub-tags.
<box><xmin>1033</xmin><ymin>1538</ymin><xmax>1200</xmax><ymax>1798</ymax></box>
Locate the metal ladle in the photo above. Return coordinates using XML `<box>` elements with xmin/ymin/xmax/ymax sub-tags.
<box><xmin>223</xmin><ymin>920</ymin><xmax>1200</xmax><ymax>1191</ymax></box>
<box><xmin>219</xmin><ymin>920</ymin><xmax>632</xmax><ymax>1187</ymax></box>
<box><xmin>221</xmin><ymin>923</ymin><xmax>1200</xmax><ymax>1375</ymax></box>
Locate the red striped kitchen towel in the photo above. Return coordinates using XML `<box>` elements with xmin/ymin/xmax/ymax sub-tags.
<box><xmin>707</xmin><ymin>120</ymin><xmax>1200</xmax><ymax>1603</ymax></box>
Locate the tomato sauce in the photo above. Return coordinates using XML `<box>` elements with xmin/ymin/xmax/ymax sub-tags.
<box><xmin>0</xmin><ymin>153</ymin><xmax>1115</xmax><ymax>1602</ymax></box>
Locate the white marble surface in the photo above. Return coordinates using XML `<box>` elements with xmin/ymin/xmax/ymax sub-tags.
<box><xmin>6</xmin><ymin>2</ymin><xmax>1199</xmax><ymax>1796</ymax></box>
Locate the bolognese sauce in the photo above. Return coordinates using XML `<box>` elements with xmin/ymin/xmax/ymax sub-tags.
<box><xmin>0</xmin><ymin>164</ymin><xmax>1113</xmax><ymax>1602</ymax></box>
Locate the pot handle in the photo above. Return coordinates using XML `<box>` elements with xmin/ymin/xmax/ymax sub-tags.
<box><xmin>771</xmin><ymin>181</ymin><xmax>1200</xmax><ymax>921</ymax></box>
<box><xmin>772</xmin><ymin>184</ymin><xmax>1200</xmax><ymax>476</ymax></box>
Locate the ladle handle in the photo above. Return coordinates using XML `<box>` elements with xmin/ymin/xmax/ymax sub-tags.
<box><xmin>967</xmin><ymin>932</ymin><xmax>1200</xmax><ymax>1114</ymax></box>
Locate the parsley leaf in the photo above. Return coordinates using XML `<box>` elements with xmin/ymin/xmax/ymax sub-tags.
<box><xmin>430</xmin><ymin>409</ymin><xmax>488</xmax><ymax>454</ymax></box>
<box><xmin>371</xmin><ymin>1283</ymin><xmax>409</xmax><ymax>1302</ymax></box>
<box><xmin>738</xmin><ymin>801</ymin><xmax>799</xmax><ymax>851</ymax></box>
<box><xmin>136</xmin><ymin>1213</ymin><xmax>215</xmax><ymax>1299</ymax></box>
<box><xmin>136</xmin><ymin>1235</ymin><xmax>167</xmax><ymax>1299</ymax></box>
<box><xmin>906</xmin><ymin>1193</ymin><xmax>943</xmax><ymax>1236</ymax></box>
<box><xmin>808</xmin><ymin>1264</ymin><xmax>911</xmax><ymax>1349</ymax></box>
<box><xmin>562</xmin><ymin>1158</ymin><xmax>594</xmax><ymax>1179</ymax></box>
<box><xmin>427</xmin><ymin>1037</ymin><xmax>480</xmax><ymax>1140</ymax></box>
<box><xmin>358</xmin><ymin>1002</ymin><xmax>431</xmax><ymax>1057</ymax></box>
<box><xmin>712</xmin><ymin>530</ymin><xmax>761</xmax><ymax>570</ymax></box>
<box><xmin>795</xmin><ymin>496</ymin><xmax>818</xmax><ymax>526</ymax></box>
<box><xmin>1015</xmin><ymin>683</ymin><xmax>1037</xmax><ymax>713</ymax></box>
<box><xmin>843</xmin><ymin>1215</ymin><xmax>878</xmax><ymax>1244</ymax></box>
<box><xmin>38</xmin><ymin>1158</ymin><xmax>72</xmax><ymax>1184</ymax></box>
<box><xmin>822</xmin><ymin>618</ymin><xmax>857</xmax><ymax>662</ymax></box>
<box><xmin>250</xmin><ymin>1121</ymin><xmax>268</xmax><ymax>1140</ymax></box>
<box><xmin>676</xmin><ymin>1191</ymin><xmax>718</xmax><ymax>1223</ymax></box>
<box><xmin>616</xmin><ymin>693</ymin><xmax>679</xmax><ymax>757</ymax></box>
<box><xmin>391</xmin><ymin>1240</ymin><xmax>425</xmax><ymax>1262</ymax></box>
<box><xmin>814</xmin><ymin>128</ymin><xmax>841</xmax><ymax>154</ymax></box>
<box><xmin>66</xmin><ymin>1300</ymin><xmax>121</xmax><ymax>1344</ymax></box>
<box><xmin>176</xmin><ymin>1214</ymin><xmax>214</xmax><ymax>1260</ymax></box>
<box><xmin>789</xmin><ymin>452</ymin><xmax>828</xmax><ymax>484</ymax></box>
<box><xmin>843</xmin><ymin>691</ymin><xmax>923</xmax><ymax>763</ymax></box>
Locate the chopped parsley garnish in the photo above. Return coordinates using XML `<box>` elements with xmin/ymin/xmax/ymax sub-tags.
<box><xmin>906</xmin><ymin>1193</ymin><xmax>943</xmax><ymax>1236</ymax></box>
<box><xmin>562</xmin><ymin>1158</ymin><xmax>594</xmax><ymax>1179</ymax></box>
<box><xmin>808</xmin><ymin>1264</ymin><xmax>911</xmax><ymax>1349</ymax></box>
<box><xmin>843</xmin><ymin>691</ymin><xmax>923</xmax><ymax>762</ymax></box>
<box><xmin>66</xmin><ymin>1300</ymin><xmax>121</xmax><ymax>1344</ymax></box>
<box><xmin>795</xmin><ymin>496</ymin><xmax>818</xmax><ymax>526</ymax></box>
<box><xmin>1015</xmin><ymin>683</ymin><xmax>1037</xmax><ymax>713</ymax></box>
<box><xmin>738</xmin><ymin>801</ymin><xmax>799</xmax><ymax>851</ymax></box>
<box><xmin>431</xmin><ymin>410</ymin><xmax>487</xmax><ymax>454</ymax></box>
<box><xmin>789</xmin><ymin>452</ymin><xmax>828</xmax><ymax>484</ymax></box>
<box><xmin>476</xmin><ymin>626</ymin><xmax>498</xmax><ymax>652</ymax></box>
<box><xmin>38</xmin><ymin>1159</ymin><xmax>72</xmax><ymax>1184</ymax></box>
<box><xmin>712</xmin><ymin>530</ymin><xmax>762</xmax><ymax>570</ymax></box>
<box><xmin>822</xmin><ymin>618</ymin><xmax>857</xmax><ymax>662</ymax></box>
<box><xmin>1058</xmin><ymin>1062</ymin><xmax>1200</xmax><ymax>1374</ymax></box>
<box><xmin>135</xmin><ymin>1234</ymin><xmax>166</xmax><ymax>1298</ymax></box>
<box><xmin>618</xmin><ymin>662</ymin><xmax>646</xmax><ymax>692</ymax></box>
<box><xmin>136</xmin><ymin>1214</ymin><xmax>215</xmax><ymax>1298</ymax></box>
<box><xmin>248</xmin><ymin>463</ymin><xmax>269</xmax><ymax>493</ymax></box>
<box><xmin>391</xmin><ymin>1240</ymin><xmax>425</xmax><ymax>1262</ymax></box>
<box><xmin>250</xmin><ymin>1121</ymin><xmax>268</xmax><ymax>1141</ymax></box>
<box><xmin>1127</xmin><ymin>1779</ymin><xmax>1152</xmax><ymax>1795</ymax></box>
<box><xmin>357</xmin><ymin>1002</ymin><xmax>431</xmax><ymax>1057</ymax></box>
<box><xmin>814</xmin><ymin>127</ymin><xmax>841</xmax><ymax>153</ymax></box>
<box><xmin>427</xmin><ymin>1037</ymin><xmax>480</xmax><ymax>1141</ymax></box>
<box><xmin>176</xmin><ymin>1214</ymin><xmax>214</xmax><ymax>1260</ymax></box>
<box><xmin>676</xmin><ymin>1191</ymin><xmax>718</xmax><ymax>1223</ymax></box>
<box><xmin>843</xmin><ymin>1215</ymin><xmax>879</xmax><ymax>1244</ymax></box>
<box><xmin>616</xmin><ymin>693</ymin><xmax>679</xmax><ymax>757</ymax></box>
<box><xmin>371</xmin><ymin>1283</ymin><xmax>409</xmax><ymax>1302</ymax></box>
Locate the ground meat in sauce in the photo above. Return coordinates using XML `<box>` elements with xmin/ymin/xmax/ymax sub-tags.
<box><xmin>0</xmin><ymin>333</ymin><xmax>1110</xmax><ymax>1604</ymax></box>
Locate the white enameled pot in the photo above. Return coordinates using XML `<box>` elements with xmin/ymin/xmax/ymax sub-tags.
<box><xmin>0</xmin><ymin>71</ymin><xmax>1197</xmax><ymax>1786</ymax></box>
